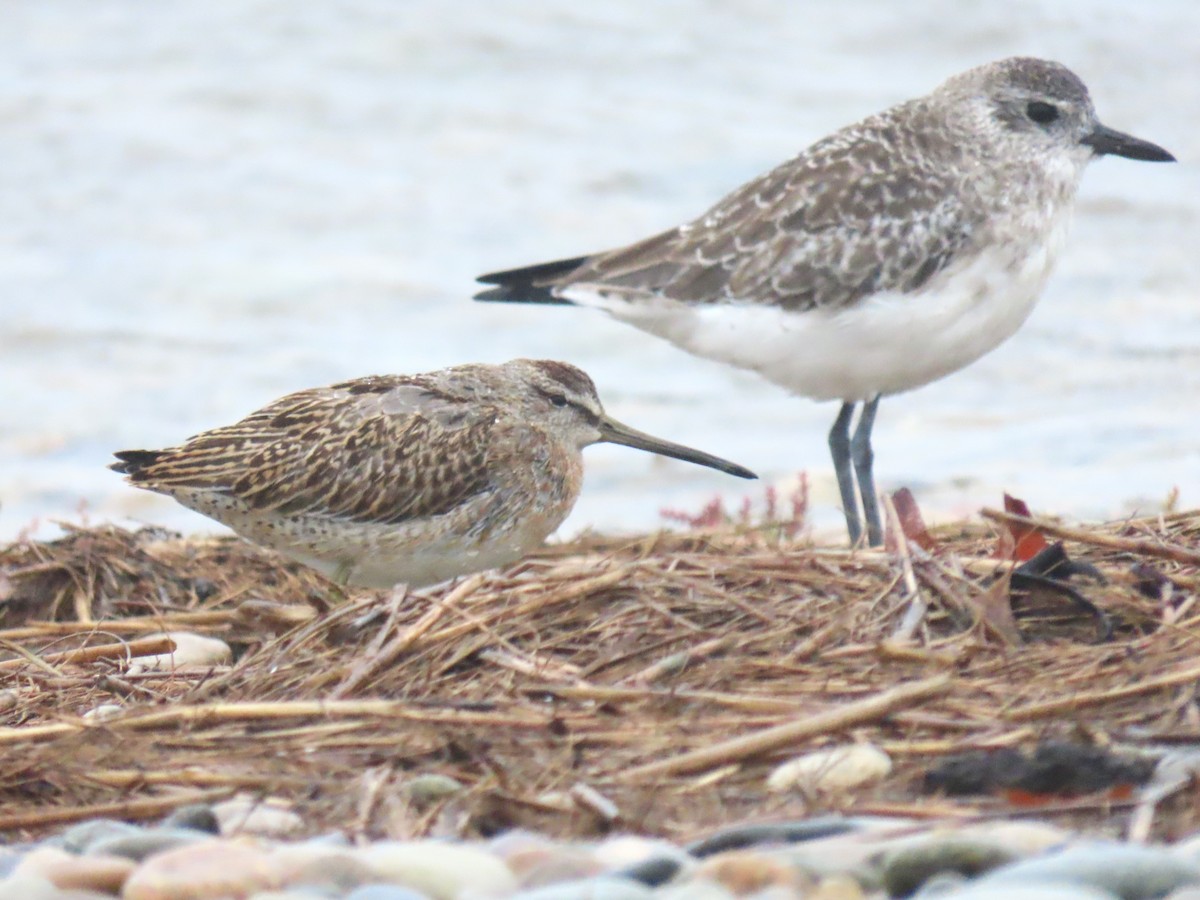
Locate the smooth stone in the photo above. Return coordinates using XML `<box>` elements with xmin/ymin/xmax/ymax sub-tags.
<box><xmin>0</xmin><ymin>873</ymin><xmax>90</xmax><ymax>899</ymax></box>
<box><xmin>949</xmin><ymin>821</ymin><xmax>1072</xmax><ymax>857</ymax></box>
<box><xmin>405</xmin><ymin>774</ymin><xmax>464</xmax><ymax>807</ymax></box>
<box><xmin>518</xmin><ymin>848</ymin><xmax>604</xmax><ymax>889</ymax></box>
<box><xmin>511</xmin><ymin>875</ymin><xmax>654</xmax><ymax>900</ymax></box>
<box><xmin>122</xmin><ymin>838</ymin><xmax>281</xmax><ymax>900</ymax></box>
<box><xmin>345</xmin><ymin>887</ymin><xmax>433</xmax><ymax>900</ymax></box>
<box><xmin>610</xmin><ymin>856</ymin><xmax>683</xmax><ymax>887</ymax></box>
<box><xmin>160</xmin><ymin>804</ymin><xmax>221</xmax><ymax>834</ymax></box>
<box><xmin>687</xmin><ymin>818</ymin><xmax>862</xmax><ymax>858</ymax></box>
<box><xmin>781</xmin><ymin>820</ymin><xmax>1069</xmax><ymax>890</ymax></box>
<box><xmin>82</xmin><ymin>703</ymin><xmax>124</xmax><ymax>721</ymax></box>
<box><xmin>14</xmin><ymin>846</ymin><xmax>135</xmax><ymax>893</ymax></box>
<box><xmin>130</xmin><ymin>632</ymin><xmax>232</xmax><ymax>671</ymax></box>
<box><xmin>767</xmin><ymin>744</ymin><xmax>892</xmax><ymax>794</ymax></box>
<box><xmin>807</xmin><ymin>875</ymin><xmax>867</xmax><ymax>899</ymax></box>
<box><xmin>0</xmin><ymin>847</ymin><xmax>24</xmax><ymax>879</ymax></box>
<box><xmin>356</xmin><ymin>842</ymin><xmax>517</xmax><ymax>900</ymax></box>
<box><xmin>301</xmin><ymin>833</ymin><xmax>353</xmax><ymax>848</ymax></box>
<box><xmin>86</xmin><ymin>827</ymin><xmax>212</xmax><ymax>862</ymax></box>
<box><xmin>248</xmin><ymin>893</ymin><xmax>339</xmax><ymax>900</ymax></box>
<box><xmin>913</xmin><ymin>872</ymin><xmax>970</xmax><ymax>896</ymax></box>
<box><xmin>214</xmin><ymin>795</ymin><xmax>305</xmax><ymax>838</ymax></box>
<box><xmin>653</xmin><ymin>881</ymin><xmax>737</xmax><ymax>900</ymax></box>
<box><xmin>980</xmin><ymin>843</ymin><xmax>1200</xmax><ymax>899</ymax></box>
<box><xmin>881</xmin><ymin>838</ymin><xmax>1018</xmax><ymax>896</ymax></box>
<box><xmin>937</xmin><ymin>885</ymin><xmax>1118</xmax><ymax>899</ymax></box>
<box><xmin>1166</xmin><ymin>891</ymin><xmax>1200</xmax><ymax>899</ymax></box>
<box><xmin>695</xmin><ymin>851</ymin><xmax>813</xmax><ymax>896</ymax></box>
<box><xmin>594</xmin><ymin>835</ymin><xmax>690</xmax><ymax>875</ymax></box>
<box><xmin>490</xmin><ymin>831</ymin><xmax>563</xmax><ymax>880</ymax></box>
<box><xmin>766</xmin><ymin>827</ymin><xmax>905</xmax><ymax>885</ymax></box>
<box><xmin>60</xmin><ymin>819</ymin><xmax>144</xmax><ymax>854</ymax></box>
<box><xmin>270</xmin><ymin>845</ymin><xmax>377</xmax><ymax>892</ymax></box>
<box><xmin>1174</xmin><ymin>836</ymin><xmax>1200</xmax><ymax>867</ymax></box>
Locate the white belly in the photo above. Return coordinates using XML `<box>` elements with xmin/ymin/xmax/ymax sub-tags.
<box><xmin>564</xmin><ymin>220</ymin><xmax>1071</xmax><ymax>402</ymax></box>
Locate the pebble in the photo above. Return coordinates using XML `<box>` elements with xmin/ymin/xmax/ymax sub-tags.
<box><xmin>214</xmin><ymin>794</ymin><xmax>306</xmax><ymax>838</ymax></box>
<box><xmin>766</xmin><ymin>744</ymin><xmax>892</xmax><ymax>795</ymax></box>
<box><xmin>404</xmin><ymin>774</ymin><xmax>465</xmax><ymax>807</ymax></box>
<box><xmin>14</xmin><ymin>846</ymin><xmax>135</xmax><ymax>893</ymax></box>
<box><xmin>0</xmin><ymin>847</ymin><xmax>24</xmax><ymax>879</ymax></box>
<box><xmin>0</xmin><ymin>873</ymin><xmax>104</xmax><ymax>899</ymax></box>
<box><xmin>807</xmin><ymin>875</ymin><xmax>867</xmax><ymax>899</ymax></box>
<box><xmin>128</xmin><ymin>631</ymin><xmax>232</xmax><ymax>672</ymax></box>
<box><xmin>654</xmin><ymin>882</ymin><xmax>736</xmax><ymax>900</ymax></box>
<box><xmin>932</xmin><ymin>885</ymin><xmax>1119</xmax><ymax>899</ymax></box>
<box><xmin>686</xmin><ymin>818</ymin><xmax>864</xmax><ymax>857</ymax></box>
<box><xmin>695</xmin><ymin>850</ymin><xmax>813</xmax><ymax>895</ymax></box>
<box><xmin>59</xmin><ymin>818</ymin><xmax>145</xmax><ymax>854</ymax></box>
<box><xmin>12</xmin><ymin>807</ymin><xmax>1200</xmax><ymax>900</ymax></box>
<box><xmin>0</xmin><ymin>688</ymin><xmax>19</xmax><ymax>712</ymax></box>
<box><xmin>880</xmin><ymin>836</ymin><xmax>1020</xmax><ymax>896</ymax></box>
<box><xmin>344</xmin><ymin>887</ymin><xmax>434</xmax><ymax>900</ymax></box>
<box><xmin>356</xmin><ymin>841</ymin><xmax>518</xmax><ymax>899</ymax></box>
<box><xmin>978</xmin><ymin>842</ymin><xmax>1200</xmax><ymax>898</ymax></box>
<box><xmin>82</xmin><ymin>703</ymin><xmax>124</xmax><ymax>721</ymax></box>
<box><xmin>512</xmin><ymin>876</ymin><xmax>655</xmax><ymax>900</ymax></box>
<box><xmin>594</xmin><ymin>836</ymin><xmax>691</xmax><ymax>873</ymax></box>
<box><xmin>270</xmin><ymin>844</ymin><xmax>378</xmax><ymax>892</ymax></box>
<box><xmin>611</xmin><ymin>856</ymin><xmax>684</xmax><ymax>888</ymax></box>
<box><xmin>517</xmin><ymin>847</ymin><xmax>605</xmax><ymax>888</ymax></box>
<box><xmin>160</xmin><ymin>804</ymin><xmax>222</xmax><ymax>834</ymax></box>
<box><xmin>86</xmin><ymin>827</ymin><xmax>212</xmax><ymax>862</ymax></box>
<box><xmin>122</xmin><ymin>838</ymin><xmax>281</xmax><ymax>900</ymax></box>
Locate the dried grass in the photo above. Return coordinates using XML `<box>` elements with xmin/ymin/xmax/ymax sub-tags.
<box><xmin>1</xmin><ymin>510</ymin><xmax>1199</xmax><ymax>843</ymax></box>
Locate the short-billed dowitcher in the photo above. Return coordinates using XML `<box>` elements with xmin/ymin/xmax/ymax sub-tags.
<box><xmin>112</xmin><ymin>359</ymin><xmax>754</xmax><ymax>588</ymax></box>
<box><xmin>475</xmin><ymin>58</ymin><xmax>1174</xmax><ymax>546</ymax></box>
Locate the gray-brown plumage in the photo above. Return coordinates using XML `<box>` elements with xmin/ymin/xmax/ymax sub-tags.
<box><xmin>476</xmin><ymin>57</ymin><xmax>1174</xmax><ymax>547</ymax></box>
<box><xmin>112</xmin><ymin>359</ymin><xmax>754</xmax><ymax>588</ymax></box>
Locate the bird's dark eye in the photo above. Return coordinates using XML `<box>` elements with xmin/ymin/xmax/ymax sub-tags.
<box><xmin>1026</xmin><ymin>101</ymin><xmax>1059</xmax><ymax>125</ymax></box>
<box><xmin>548</xmin><ymin>394</ymin><xmax>568</xmax><ymax>408</ymax></box>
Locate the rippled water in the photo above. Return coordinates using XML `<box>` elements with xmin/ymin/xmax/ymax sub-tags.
<box><xmin>3</xmin><ymin>0</ymin><xmax>1198</xmax><ymax>543</ymax></box>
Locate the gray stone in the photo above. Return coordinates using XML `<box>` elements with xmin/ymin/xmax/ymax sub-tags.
<box><xmin>882</xmin><ymin>838</ymin><xmax>1019</xmax><ymax>896</ymax></box>
<box><xmin>84</xmin><ymin>826</ymin><xmax>211</xmax><ymax>862</ymax></box>
<box><xmin>160</xmin><ymin>803</ymin><xmax>220</xmax><ymax>834</ymax></box>
<box><xmin>686</xmin><ymin>818</ymin><xmax>862</xmax><ymax>857</ymax></box>
<box><xmin>654</xmin><ymin>880</ymin><xmax>737</xmax><ymax>900</ymax></box>
<box><xmin>58</xmin><ymin>818</ymin><xmax>143</xmax><ymax>854</ymax></box>
<box><xmin>512</xmin><ymin>875</ymin><xmax>654</xmax><ymax>900</ymax></box>
<box><xmin>345</xmin><ymin>887</ymin><xmax>432</xmax><ymax>900</ymax></box>
<box><xmin>404</xmin><ymin>774</ymin><xmax>464</xmax><ymax>807</ymax></box>
<box><xmin>980</xmin><ymin>843</ymin><xmax>1200</xmax><ymax>899</ymax></box>
<box><xmin>355</xmin><ymin>841</ymin><xmax>516</xmax><ymax>899</ymax></box>
<box><xmin>937</xmin><ymin>884</ymin><xmax>1118</xmax><ymax>899</ymax></box>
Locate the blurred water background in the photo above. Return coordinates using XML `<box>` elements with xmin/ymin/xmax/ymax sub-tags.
<box><xmin>2</xmin><ymin>0</ymin><xmax>1198</xmax><ymax>543</ymax></box>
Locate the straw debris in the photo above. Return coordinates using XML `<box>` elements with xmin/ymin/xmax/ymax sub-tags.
<box><xmin>1</xmin><ymin>511</ymin><xmax>1198</xmax><ymax>842</ymax></box>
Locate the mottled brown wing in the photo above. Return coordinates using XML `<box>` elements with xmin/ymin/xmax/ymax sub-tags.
<box><xmin>122</xmin><ymin>376</ymin><xmax>497</xmax><ymax>525</ymax></box>
<box><xmin>485</xmin><ymin>102</ymin><xmax>981</xmax><ymax>313</ymax></box>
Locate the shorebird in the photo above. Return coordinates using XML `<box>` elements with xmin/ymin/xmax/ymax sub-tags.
<box><xmin>475</xmin><ymin>57</ymin><xmax>1174</xmax><ymax>547</ymax></box>
<box><xmin>111</xmin><ymin>359</ymin><xmax>755</xmax><ymax>588</ymax></box>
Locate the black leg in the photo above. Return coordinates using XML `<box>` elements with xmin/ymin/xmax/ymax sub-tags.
<box><xmin>828</xmin><ymin>401</ymin><xmax>862</xmax><ymax>545</ymax></box>
<box><xmin>851</xmin><ymin>395</ymin><xmax>882</xmax><ymax>547</ymax></box>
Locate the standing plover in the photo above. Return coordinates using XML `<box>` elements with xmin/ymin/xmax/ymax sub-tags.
<box><xmin>475</xmin><ymin>57</ymin><xmax>1174</xmax><ymax>546</ymax></box>
<box><xmin>112</xmin><ymin>359</ymin><xmax>754</xmax><ymax>588</ymax></box>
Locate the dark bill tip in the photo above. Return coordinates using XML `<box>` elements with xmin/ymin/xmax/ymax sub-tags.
<box><xmin>598</xmin><ymin>417</ymin><xmax>757</xmax><ymax>480</ymax></box>
<box><xmin>1083</xmin><ymin>124</ymin><xmax>1175</xmax><ymax>162</ymax></box>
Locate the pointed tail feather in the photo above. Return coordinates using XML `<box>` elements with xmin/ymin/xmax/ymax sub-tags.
<box><xmin>110</xmin><ymin>449</ymin><xmax>164</xmax><ymax>478</ymax></box>
<box><xmin>474</xmin><ymin>255</ymin><xmax>590</xmax><ymax>305</ymax></box>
